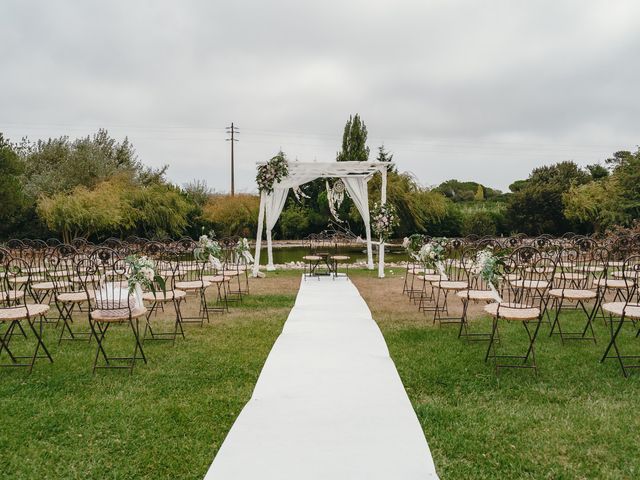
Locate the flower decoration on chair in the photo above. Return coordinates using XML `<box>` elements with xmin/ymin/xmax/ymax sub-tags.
<box><xmin>402</xmin><ymin>234</ymin><xmax>424</xmax><ymax>260</ymax></box>
<box><xmin>195</xmin><ymin>234</ymin><xmax>223</xmax><ymax>269</ymax></box>
<box><xmin>256</xmin><ymin>152</ymin><xmax>289</xmax><ymax>194</ymax></box>
<box><xmin>234</xmin><ymin>237</ymin><xmax>254</xmax><ymax>264</ymax></box>
<box><xmin>471</xmin><ymin>248</ymin><xmax>503</xmax><ymax>288</ymax></box>
<box><xmin>416</xmin><ymin>238</ymin><xmax>446</xmax><ymax>268</ymax></box>
<box><xmin>370</xmin><ymin>202</ymin><xmax>399</xmax><ymax>242</ymax></box>
<box><xmin>125</xmin><ymin>255</ymin><xmax>166</xmax><ymax>305</ymax></box>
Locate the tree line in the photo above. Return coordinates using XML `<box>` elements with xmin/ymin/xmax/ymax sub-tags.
<box><xmin>1</xmin><ymin>117</ymin><xmax>638</xmax><ymax>242</ymax></box>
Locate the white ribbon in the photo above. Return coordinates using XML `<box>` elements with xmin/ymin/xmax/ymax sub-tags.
<box><xmin>242</xmin><ymin>250</ymin><xmax>254</xmax><ymax>264</ymax></box>
<box><xmin>488</xmin><ymin>283</ymin><xmax>503</xmax><ymax>303</ymax></box>
<box><xmin>209</xmin><ymin>254</ymin><xmax>223</xmax><ymax>270</ymax></box>
<box><xmin>436</xmin><ymin>262</ymin><xmax>449</xmax><ymax>281</ymax></box>
<box><xmin>134</xmin><ymin>283</ymin><xmax>143</xmax><ymax>308</ymax></box>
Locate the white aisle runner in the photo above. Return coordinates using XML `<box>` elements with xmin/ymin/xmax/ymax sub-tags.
<box><xmin>204</xmin><ymin>276</ymin><xmax>439</xmax><ymax>480</ymax></box>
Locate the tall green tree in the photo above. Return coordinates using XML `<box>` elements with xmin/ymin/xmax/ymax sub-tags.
<box><xmin>0</xmin><ymin>134</ymin><xmax>28</xmax><ymax>238</ymax></box>
<box><xmin>506</xmin><ymin>161</ymin><xmax>590</xmax><ymax>235</ymax></box>
<box><xmin>336</xmin><ymin>114</ymin><xmax>370</xmax><ymax>162</ymax></box>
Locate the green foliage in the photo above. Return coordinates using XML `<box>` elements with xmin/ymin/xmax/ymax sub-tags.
<box><xmin>563</xmin><ymin>177</ymin><xmax>625</xmax><ymax>233</ymax></box>
<box><xmin>460</xmin><ymin>209</ymin><xmax>497</xmax><ymax>236</ymax></box>
<box><xmin>506</xmin><ymin>161</ymin><xmax>590</xmax><ymax>235</ymax></box>
<box><xmin>587</xmin><ymin>163</ymin><xmax>609</xmax><ymax>180</ymax></box>
<box><xmin>201</xmin><ymin>194</ymin><xmax>260</xmax><ymax>238</ymax></box>
<box><xmin>336</xmin><ymin>114</ymin><xmax>370</xmax><ymax>162</ymax></box>
<box><xmin>435</xmin><ymin>179</ymin><xmax>502</xmax><ymax>202</ymax></box>
<box><xmin>37</xmin><ymin>177</ymin><xmax>130</xmax><ymax>243</ymax></box>
<box><xmin>19</xmin><ymin>129</ymin><xmax>163</xmax><ymax>199</ymax></box>
<box><xmin>279</xmin><ymin>205</ymin><xmax>311</xmax><ymax>239</ymax></box>
<box><xmin>0</xmin><ymin>134</ymin><xmax>28</xmax><ymax>237</ymax></box>
<box><xmin>125</xmin><ymin>182</ymin><xmax>193</xmax><ymax>239</ymax></box>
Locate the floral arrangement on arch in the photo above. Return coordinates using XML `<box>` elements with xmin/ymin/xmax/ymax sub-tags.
<box><xmin>125</xmin><ymin>255</ymin><xmax>166</xmax><ymax>304</ymax></box>
<box><xmin>402</xmin><ymin>234</ymin><xmax>424</xmax><ymax>260</ymax></box>
<box><xmin>234</xmin><ymin>237</ymin><xmax>254</xmax><ymax>264</ymax></box>
<box><xmin>256</xmin><ymin>152</ymin><xmax>289</xmax><ymax>194</ymax></box>
<box><xmin>370</xmin><ymin>202</ymin><xmax>399</xmax><ymax>242</ymax></box>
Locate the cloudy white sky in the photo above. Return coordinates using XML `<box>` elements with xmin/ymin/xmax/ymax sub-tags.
<box><xmin>1</xmin><ymin>0</ymin><xmax>639</xmax><ymax>192</ymax></box>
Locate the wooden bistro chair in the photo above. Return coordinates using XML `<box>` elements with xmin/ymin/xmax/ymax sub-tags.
<box><xmin>81</xmin><ymin>249</ymin><xmax>147</xmax><ymax>374</ymax></box>
<box><xmin>172</xmin><ymin>239</ymin><xmax>211</xmax><ymax>326</ymax></box>
<box><xmin>484</xmin><ymin>247</ymin><xmax>555</xmax><ymax>375</ymax></box>
<box><xmin>600</xmin><ymin>255</ymin><xmax>640</xmax><ymax>377</ymax></box>
<box><xmin>547</xmin><ymin>242</ymin><xmax>602</xmax><ymax>344</ymax></box>
<box><xmin>0</xmin><ymin>256</ymin><xmax>53</xmax><ymax>373</ymax></box>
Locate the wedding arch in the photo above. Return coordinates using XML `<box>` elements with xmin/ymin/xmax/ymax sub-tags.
<box><xmin>252</xmin><ymin>161</ymin><xmax>393</xmax><ymax>278</ymax></box>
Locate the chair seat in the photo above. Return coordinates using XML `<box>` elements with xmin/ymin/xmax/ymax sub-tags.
<box><xmin>0</xmin><ymin>290</ymin><xmax>26</xmax><ymax>301</ymax></box>
<box><xmin>484</xmin><ymin>302</ymin><xmax>540</xmax><ymax>320</ymax></box>
<box><xmin>331</xmin><ymin>255</ymin><xmax>351</xmax><ymax>261</ymax></box>
<box><xmin>203</xmin><ymin>275</ymin><xmax>230</xmax><ymax>284</ymax></box>
<box><xmin>220</xmin><ymin>270</ymin><xmax>241</xmax><ymax>277</ymax></box>
<box><xmin>594</xmin><ymin>278</ymin><xmax>631</xmax><ymax>289</ymax></box>
<box><xmin>436</xmin><ymin>280</ymin><xmax>468</xmax><ymax>290</ymax></box>
<box><xmin>602</xmin><ymin>302</ymin><xmax>640</xmax><ymax>319</ymax></box>
<box><xmin>58</xmin><ymin>291</ymin><xmax>94</xmax><ymax>303</ymax></box>
<box><xmin>0</xmin><ymin>304</ymin><xmax>50</xmax><ymax>321</ymax></box>
<box><xmin>303</xmin><ymin>255</ymin><xmax>323</xmax><ymax>261</ymax></box>
<box><xmin>553</xmin><ymin>272</ymin><xmax>586</xmax><ymax>281</ymax></box>
<box><xmin>548</xmin><ymin>288</ymin><xmax>597</xmax><ymax>300</ymax></box>
<box><xmin>174</xmin><ymin>280</ymin><xmax>211</xmax><ymax>290</ymax></box>
<box><xmin>142</xmin><ymin>290</ymin><xmax>187</xmax><ymax>302</ymax></box>
<box><xmin>511</xmin><ymin>279</ymin><xmax>549</xmax><ymax>290</ymax></box>
<box><xmin>457</xmin><ymin>289</ymin><xmax>499</xmax><ymax>301</ymax></box>
<box><xmin>418</xmin><ymin>274</ymin><xmax>443</xmax><ymax>282</ymax></box>
<box><xmin>32</xmin><ymin>281</ymin><xmax>70</xmax><ymax>291</ymax></box>
<box><xmin>91</xmin><ymin>306</ymin><xmax>147</xmax><ymax>322</ymax></box>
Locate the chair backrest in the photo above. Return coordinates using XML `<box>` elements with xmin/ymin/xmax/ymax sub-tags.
<box><xmin>621</xmin><ymin>255</ymin><xmax>640</xmax><ymax>304</ymax></box>
<box><xmin>502</xmin><ymin>247</ymin><xmax>555</xmax><ymax>309</ymax></box>
<box><xmin>83</xmin><ymin>247</ymin><xmax>133</xmax><ymax>313</ymax></box>
<box><xmin>1</xmin><ymin>256</ymin><xmax>30</xmax><ymax>310</ymax></box>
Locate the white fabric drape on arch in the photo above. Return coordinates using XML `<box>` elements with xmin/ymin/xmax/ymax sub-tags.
<box><xmin>342</xmin><ymin>177</ymin><xmax>374</xmax><ymax>270</ymax></box>
<box><xmin>265</xmin><ymin>187</ymin><xmax>289</xmax><ymax>271</ymax></box>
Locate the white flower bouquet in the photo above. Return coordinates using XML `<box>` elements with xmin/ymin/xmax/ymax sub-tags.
<box><xmin>234</xmin><ymin>237</ymin><xmax>254</xmax><ymax>264</ymax></box>
<box><xmin>125</xmin><ymin>255</ymin><xmax>166</xmax><ymax>305</ymax></box>
<box><xmin>370</xmin><ymin>202</ymin><xmax>399</xmax><ymax>242</ymax></box>
<box><xmin>195</xmin><ymin>233</ymin><xmax>223</xmax><ymax>269</ymax></box>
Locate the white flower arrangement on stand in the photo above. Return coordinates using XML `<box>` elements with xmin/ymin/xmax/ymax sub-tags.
<box><xmin>195</xmin><ymin>233</ymin><xmax>223</xmax><ymax>270</ymax></box>
<box><xmin>471</xmin><ymin>248</ymin><xmax>504</xmax><ymax>302</ymax></box>
<box><xmin>370</xmin><ymin>202</ymin><xmax>399</xmax><ymax>278</ymax></box>
<box><xmin>125</xmin><ymin>255</ymin><xmax>165</xmax><ymax>308</ymax></box>
<box><xmin>234</xmin><ymin>237</ymin><xmax>254</xmax><ymax>265</ymax></box>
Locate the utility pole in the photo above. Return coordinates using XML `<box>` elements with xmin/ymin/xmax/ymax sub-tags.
<box><xmin>225</xmin><ymin>122</ymin><xmax>239</xmax><ymax>196</ymax></box>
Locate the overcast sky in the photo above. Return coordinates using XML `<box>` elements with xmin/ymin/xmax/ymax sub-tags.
<box><xmin>1</xmin><ymin>0</ymin><xmax>639</xmax><ymax>192</ymax></box>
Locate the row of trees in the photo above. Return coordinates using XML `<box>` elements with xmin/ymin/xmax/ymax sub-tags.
<box><xmin>1</xmin><ymin>118</ymin><xmax>638</xmax><ymax>242</ymax></box>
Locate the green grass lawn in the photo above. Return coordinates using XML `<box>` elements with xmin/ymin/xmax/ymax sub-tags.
<box><xmin>0</xmin><ymin>289</ymin><xmax>295</xmax><ymax>479</ymax></box>
<box><xmin>378</xmin><ymin>310</ymin><xmax>640</xmax><ymax>479</ymax></box>
<box><xmin>2</xmin><ymin>270</ymin><xmax>640</xmax><ymax>479</ymax></box>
